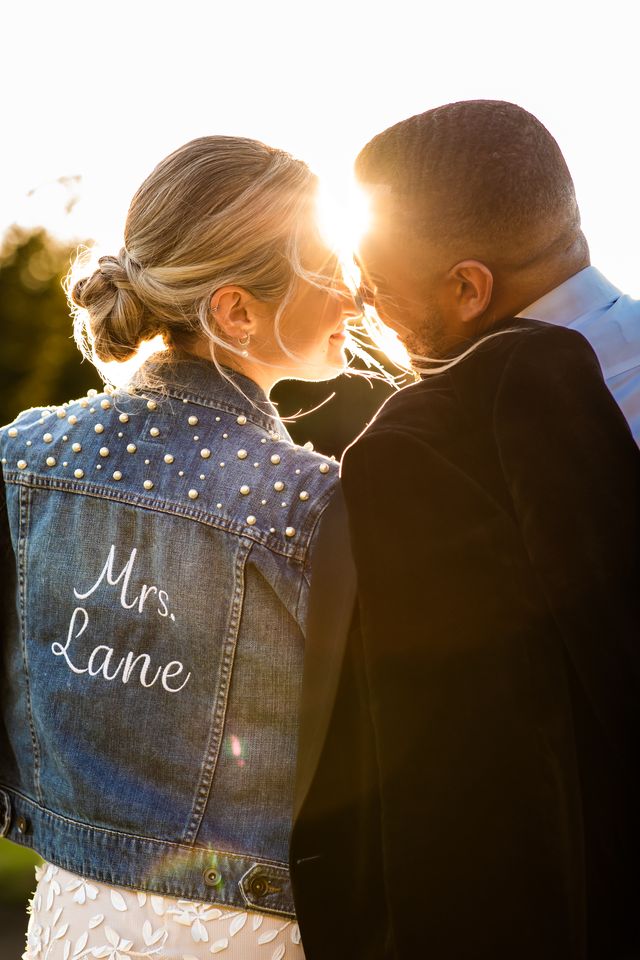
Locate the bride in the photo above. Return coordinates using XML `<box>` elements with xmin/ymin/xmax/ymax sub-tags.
<box><xmin>0</xmin><ymin>134</ymin><xmax>358</xmax><ymax>959</ymax></box>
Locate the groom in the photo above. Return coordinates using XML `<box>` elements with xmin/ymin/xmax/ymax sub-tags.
<box><xmin>290</xmin><ymin>102</ymin><xmax>640</xmax><ymax>959</ymax></box>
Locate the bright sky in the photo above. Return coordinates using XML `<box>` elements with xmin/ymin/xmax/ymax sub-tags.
<box><xmin>3</xmin><ymin>0</ymin><xmax>640</xmax><ymax>294</ymax></box>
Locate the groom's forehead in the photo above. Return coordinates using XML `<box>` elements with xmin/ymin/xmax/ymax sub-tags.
<box><xmin>360</xmin><ymin>182</ymin><xmax>409</xmax><ymax>238</ymax></box>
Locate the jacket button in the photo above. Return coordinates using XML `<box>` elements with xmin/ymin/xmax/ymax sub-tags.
<box><xmin>16</xmin><ymin>816</ymin><xmax>29</xmax><ymax>835</ymax></box>
<box><xmin>203</xmin><ymin>867</ymin><xmax>221</xmax><ymax>886</ymax></box>
<box><xmin>248</xmin><ymin>875</ymin><xmax>269</xmax><ymax>898</ymax></box>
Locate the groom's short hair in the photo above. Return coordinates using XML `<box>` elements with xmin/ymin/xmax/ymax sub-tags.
<box><xmin>355</xmin><ymin>100</ymin><xmax>581</xmax><ymax>259</ymax></box>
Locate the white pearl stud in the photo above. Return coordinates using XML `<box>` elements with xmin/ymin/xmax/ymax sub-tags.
<box><xmin>46</xmin><ymin>456</ymin><xmax>56</xmax><ymax>467</ymax></box>
<box><xmin>119</xmin><ymin>413</ymin><xmax>129</xmax><ymax>423</ymax></box>
<box><xmin>164</xmin><ymin>454</ymin><xmax>174</xmax><ymax>464</ymax></box>
<box><xmin>274</xmin><ymin>481</ymin><xmax>284</xmax><ymax>492</ymax></box>
<box><xmin>99</xmin><ymin>447</ymin><xmax>109</xmax><ymax>457</ymax></box>
<box><xmin>8</xmin><ymin>427</ymin><xmax>18</xmax><ymax>438</ymax></box>
<box><xmin>285</xmin><ymin>527</ymin><xmax>296</xmax><ymax>538</ymax></box>
<box><xmin>188</xmin><ymin>489</ymin><xmax>199</xmax><ymax>500</ymax></box>
<box><xmin>299</xmin><ymin>491</ymin><xmax>309</xmax><ymax>501</ymax></box>
<box><xmin>240</xmin><ymin>485</ymin><xmax>250</xmax><ymax>495</ymax></box>
<box><xmin>270</xmin><ymin>454</ymin><xmax>281</xmax><ymax>465</ymax></box>
<box><xmin>43</xmin><ymin>433</ymin><xmax>53</xmax><ymax>443</ymax></box>
<box><xmin>188</xmin><ymin>415</ymin><xmax>198</xmax><ymax>426</ymax></box>
<box><xmin>127</xmin><ymin>444</ymin><xmax>137</xmax><ymax>453</ymax></box>
<box><xmin>113</xmin><ymin>471</ymin><xmax>122</xmax><ymax>481</ymax></box>
<box><xmin>72</xmin><ymin>442</ymin><xmax>82</xmax><ymax>453</ymax></box>
<box><xmin>149</xmin><ymin>427</ymin><xmax>160</xmax><ymax>437</ymax></box>
<box><xmin>237</xmin><ymin>415</ymin><xmax>247</xmax><ymax>425</ymax></box>
<box><xmin>319</xmin><ymin>463</ymin><xmax>330</xmax><ymax>474</ymax></box>
<box><xmin>143</xmin><ymin>480</ymin><xmax>154</xmax><ymax>491</ymax></box>
<box><xmin>237</xmin><ymin>449</ymin><xmax>248</xmax><ymax>460</ymax></box>
<box><xmin>94</xmin><ymin>424</ymin><xmax>104</xmax><ymax>434</ymax></box>
<box><xmin>74</xmin><ymin>468</ymin><xmax>84</xmax><ymax>478</ymax></box>
<box><xmin>147</xmin><ymin>400</ymin><xmax>157</xmax><ymax>411</ymax></box>
<box><xmin>200</xmin><ymin>449</ymin><xmax>211</xmax><ymax>459</ymax></box>
<box><xmin>246</xmin><ymin>515</ymin><xmax>257</xmax><ymax>525</ymax></box>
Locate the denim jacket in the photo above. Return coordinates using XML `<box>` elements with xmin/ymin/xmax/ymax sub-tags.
<box><xmin>0</xmin><ymin>352</ymin><xmax>339</xmax><ymax>918</ymax></box>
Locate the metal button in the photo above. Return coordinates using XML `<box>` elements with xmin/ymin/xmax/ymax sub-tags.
<box><xmin>203</xmin><ymin>867</ymin><xmax>221</xmax><ymax>886</ymax></box>
<box><xmin>248</xmin><ymin>875</ymin><xmax>269</xmax><ymax>898</ymax></box>
<box><xmin>16</xmin><ymin>816</ymin><xmax>29</xmax><ymax>835</ymax></box>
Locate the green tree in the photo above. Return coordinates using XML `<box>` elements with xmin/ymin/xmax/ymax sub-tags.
<box><xmin>0</xmin><ymin>227</ymin><xmax>99</xmax><ymax>426</ymax></box>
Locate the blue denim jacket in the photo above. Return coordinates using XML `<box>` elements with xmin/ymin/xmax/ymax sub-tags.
<box><xmin>0</xmin><ymin>353</ymin><xmax>339</xmax><ymax>917</ymax></box>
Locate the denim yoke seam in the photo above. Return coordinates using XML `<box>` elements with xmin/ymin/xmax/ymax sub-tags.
<box><xmin>183</xmin><ymin>538</ymin><xmax>252</xmax><ymax>844</ymax></box>
<box><xmin>17</xmin><ymin>484</ymin><xmax>43</xmax><ymax>804</ymax></box>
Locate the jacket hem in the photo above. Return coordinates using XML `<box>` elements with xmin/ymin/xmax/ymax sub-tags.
<box><xmin>0</xmin><ymin>786</ymin><xmax>296</xmax><ymax>918</ymax></box>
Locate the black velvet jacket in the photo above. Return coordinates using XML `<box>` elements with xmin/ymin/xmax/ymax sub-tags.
<box><xmin>290</xmin><ymin>319</ymin><xmax>640</xmax><ymax>960</ymax></box>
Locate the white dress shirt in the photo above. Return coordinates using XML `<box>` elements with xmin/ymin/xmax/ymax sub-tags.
<box><xmin>518</xmin><ymin>266</ymin><xmax>640</xmax><ymax>444</ymax></box>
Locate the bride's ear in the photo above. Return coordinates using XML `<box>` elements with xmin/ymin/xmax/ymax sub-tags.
<box><xmin>210</xmin><ymin>286</ymin><xmax>255</xmax><ymax>341</ymax></box>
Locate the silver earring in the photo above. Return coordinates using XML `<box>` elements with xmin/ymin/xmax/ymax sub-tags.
<box><xmin>238</xmin><ymin>333</ymin><xmax>250</xmax><ymax>358</ymax></box>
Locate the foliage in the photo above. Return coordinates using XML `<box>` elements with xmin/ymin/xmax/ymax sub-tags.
<box><xmin>0</xmin><ymin>227</ymin><xmax>99</xmax><ymax>427</ymax></box>
<box><xmin>0</xmin><ymin>839</ymin><xmax>40</xmax><ymax>905</ymax></box>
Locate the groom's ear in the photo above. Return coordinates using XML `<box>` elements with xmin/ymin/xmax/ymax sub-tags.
<box><xmin>446</xmin><ymin>260</ymin><xmax>494</xmax><ymax>324</ymax></box>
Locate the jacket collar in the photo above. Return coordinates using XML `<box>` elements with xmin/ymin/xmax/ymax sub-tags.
<box><xmin>127</xmin><ymin>350</ymin><xmax>291</xmax><ymax>439</ymax></box>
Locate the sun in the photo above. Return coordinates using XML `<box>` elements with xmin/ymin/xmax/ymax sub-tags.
<box><xmin>315</xmin><ymin>176</ymin><xmax>371</xmax><ymax>285</ymax></box>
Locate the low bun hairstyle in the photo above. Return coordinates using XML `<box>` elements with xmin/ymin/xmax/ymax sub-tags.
<box><xmin>67</xmin><ymin>136</ymin><xmax>321</xmax><ymax>369</ymax></box>
<box><xmin>71</xmin><ymin>250</ymin><xmax>164</xmax><ymax>363</ymax></box>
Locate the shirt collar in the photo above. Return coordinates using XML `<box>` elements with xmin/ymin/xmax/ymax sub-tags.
<box><xmin>516</xmin><ymin>266</ymin><xmax>622</xmax><ymax>326</ymax></box>
<box><xmin>127</xmin><ymin>350</ymin><xmax>287</xmax><ymax>437</ymax></box>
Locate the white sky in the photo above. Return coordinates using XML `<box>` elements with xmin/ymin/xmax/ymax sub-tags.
<box><xmin>2</xmin><ymin>0</ymin><xmax>640</xmax><ymax>293</ymax></box>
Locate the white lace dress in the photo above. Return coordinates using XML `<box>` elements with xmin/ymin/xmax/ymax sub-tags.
<box><xmin>24</xmin><ymin>863</ymin><xmax>305</xmax><ymax>960</ymax></box>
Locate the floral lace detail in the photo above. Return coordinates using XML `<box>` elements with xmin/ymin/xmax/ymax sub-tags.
<box><xmin>24</xmin><ymin>863</ymin><xmax>304</xmax><ymax>960</ymax></box>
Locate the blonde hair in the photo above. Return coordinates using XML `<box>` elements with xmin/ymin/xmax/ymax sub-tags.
<box><xmin>67</xmin><ymin>136</ymin><xmax>326</xmax><ymax>372</ymax></box>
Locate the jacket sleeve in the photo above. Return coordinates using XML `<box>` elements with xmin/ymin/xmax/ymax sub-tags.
<box><xmin>339</xmin><ymin>327</ymin><xmax>640</xmax><ymax>958</ymax></box>
<box><xmin>493</xmin><ymin>325</ymin><xmax>640</xmax><ymax>761</ymax></box>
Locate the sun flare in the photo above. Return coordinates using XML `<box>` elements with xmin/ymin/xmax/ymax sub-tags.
<box><xmin>315</xmin><ymin>178</ymin><xmax>370</xmax><ymax>283</ymax></box>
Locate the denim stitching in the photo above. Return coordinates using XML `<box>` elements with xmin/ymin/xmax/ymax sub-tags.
<box><xmin>183</xmin><ymin>539</ymin><xmax>251</xmax><ymax>844</ymax></box>
<box><xmin>17</xmin><ymin>485</ymin><xmax>43</xmax><ymax>804</ymax></box>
